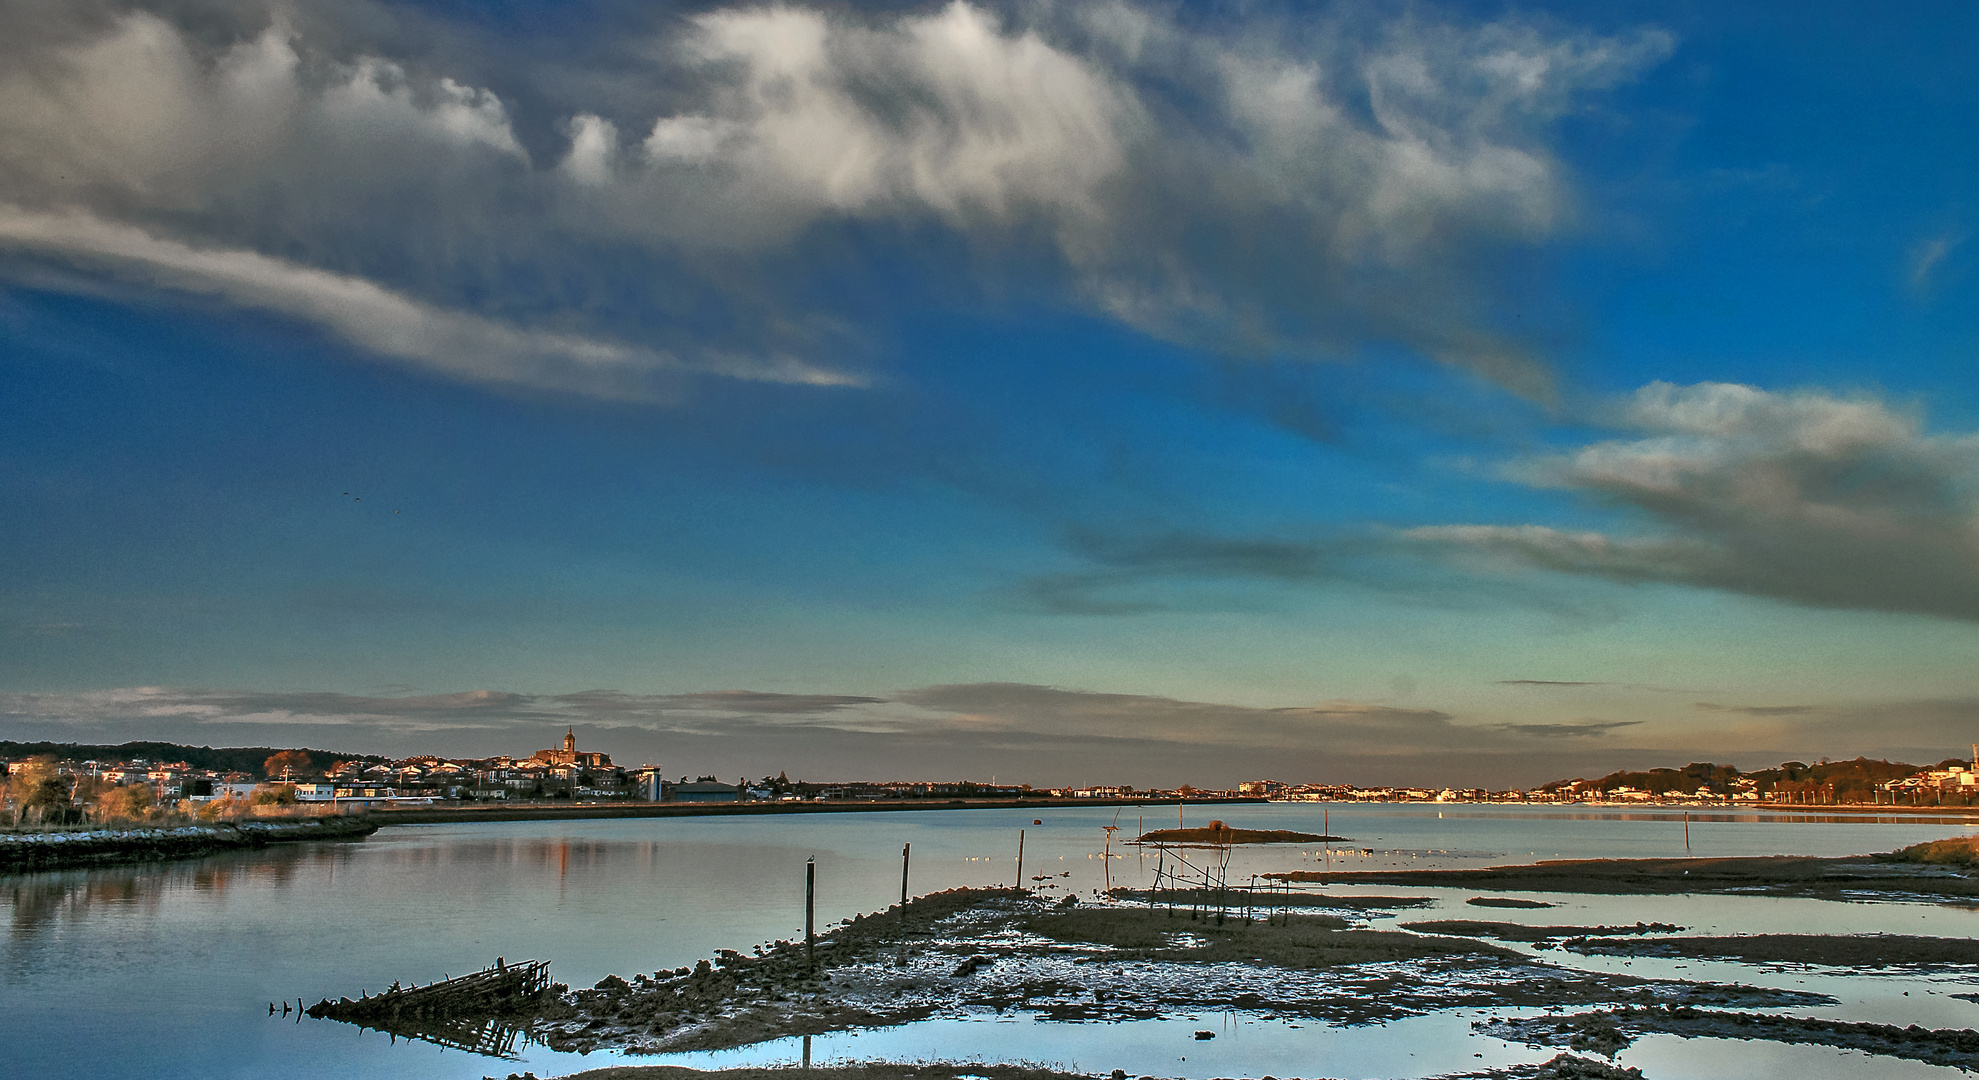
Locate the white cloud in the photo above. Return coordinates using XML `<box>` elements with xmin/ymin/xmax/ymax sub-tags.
<box><xmin>0</xmin><ymin>2</ymin><xmax>1670</xmax><ymax>402</ymax></box>
<box><xmin>0</xmin><ymin>205</ymin><xmax>861</xmax><ymax>394</ymax></box>
<box><xmin>1407</xmin><ymin>381</ymin><xmax>1979</xmax><ymax>619</ymax></box>
<box><xmin>1910</xmin><ymin>231</ymin><xmax>1964</xmax><ymax>290</ymax></box>
<box><xmin>565</xmin><ymin>3</ymin><xmax>1669</xmax><ymax>391</ymax></box>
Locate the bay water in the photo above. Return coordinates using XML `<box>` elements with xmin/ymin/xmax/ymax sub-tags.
<box><xmin>5</xmin><ymin>804</ymin><xmax>1975</xmax><ymax>1080</ymax></box>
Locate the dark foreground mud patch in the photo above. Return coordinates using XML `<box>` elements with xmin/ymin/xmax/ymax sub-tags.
<box><xmin>554</xmin><ymin>1065</ymin><xmax>1093</xmax><ymax>1080</ymax></box>
<box><xmin>1274</xmin><ymin>854</ymin><xmax>1979</xmax><ymax>901</ymax></box>
<box><xmin>1564</xmin><ymin>932</ymin><xmax>1979</xmax><ymax>969</ymax></box>
<box><xmin>1134</xmin><ymin>824</ymin><xmax>1345</xmax><ymax>845</ymax></box>
<box><xmin>1401</xmin><ymin>921</ymin><xmax>1683</xmax><ymax>943</ymax></box>
<box><xmin>518</xmin><ymin>889</ymin><xmax>1830</xmax><ymax>1057</ymax></box>
<box><xmin>1438</xmin><ymin>1051</ymin><xmax>1644</xmax><ymax>1079</ymax></box>
<box><xmin>1480</xmin><ymin>1005</ymin><xmax>1979</xmax><ymax>1071</ymax></box>
<box><xmin>1105</xmin><ymin>887</ymin><xmax>1433</xmax><ymax>910</ymax></box>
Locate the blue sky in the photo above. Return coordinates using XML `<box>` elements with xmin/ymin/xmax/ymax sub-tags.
<box><xmin>2</xmin><ymin>0</ymin><xmax>1976</xmax><ymax>787</ymax></box>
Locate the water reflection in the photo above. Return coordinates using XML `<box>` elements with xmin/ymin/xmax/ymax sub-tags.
<box><xmin>4</xmin><ymin>842</ymin><xmax>361</xmax><ymax>937</ymax></box>
<box><xmin>5</xmin><ymin>805</ymin><xmax>1979</xmax><ymax>1080</ymax></box>
<box><xmin>316</xmin><ymin>1013</ymin><xmax>540</xmax><ymax>1059</ymax></box>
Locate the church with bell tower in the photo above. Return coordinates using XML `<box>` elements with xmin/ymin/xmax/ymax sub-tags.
<box><xmin>532</xmin><ymin>726</ymin><xmax>613</xmax><ymax>768</ymax></box>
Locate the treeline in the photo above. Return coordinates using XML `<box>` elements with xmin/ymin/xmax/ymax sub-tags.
<box><xmin>0</xmin><ymin>741</ymin><xmax>388</xmax><ymax>778</ymax></box>
<box><xmin>1542</xmin><ymin>757</ymin><xmax>1935</xmax><ymax>802</ymax></box>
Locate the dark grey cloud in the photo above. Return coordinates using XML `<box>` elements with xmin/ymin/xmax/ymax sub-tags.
<box><xmin>896</xmin><ymin>681</ymin><xmax>1465</xmax><ymax>755</ymax></box>
<box><xmin>1496</xmin><ymin>720</ymin><xmax>1641</xmax><ymax>737</ymax></box>
<box><xmin>0</xmin><ymin>0</ymin><xmax>1670</xmax><ymax>401</ymax></box>
<box><xmin>551</xmin><ymin>690</ymin><xmax>887</xmax><ymax>716</ymax></box>
<box><xmin>1013</xmin><ymin>526</ymin><xmax>1625</xmax><ymax>619</ymax></box>
<box><xmin>1019</xmin><ymin>532</ymin><xmax>1337</xmax><ymax>614</ymax></box>
<box><xmin>1694</xmin><ymin>702</ymin><xmax>1814</xmax><ymax>717</ymax></box>
<box><xmin>11</xmin><ymin>682</ymin><xmax>1979</xmax><ymax>787</ymax></box>
<box><xmin>1401</xmin><ymin>381</ymin><xmax>1979</xmax><ymax>621</ymax></box>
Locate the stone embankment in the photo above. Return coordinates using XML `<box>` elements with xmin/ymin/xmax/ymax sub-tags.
<box><xmin>0</xmin><ymin>815</ymin><xmax>377</xmax><ymax>873</ymax></box>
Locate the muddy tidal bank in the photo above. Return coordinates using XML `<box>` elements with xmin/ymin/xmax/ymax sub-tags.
<box><xmin>0</xmin><ymin>816</ymin><xmax>377</xmax><ymax>873</ymax></box>
<box><xmin>542</xmin><ymin>1055</ymin><xmax>1647</xmax><ymax>1080</ymax></box>
<box><xmin>1273</xmin><ymin>852</ymin><xmax>1979</xmax><ymax>901</ymax></box>
<box><xmin>518</xmin><ymin>888</ymin><xmax>1824</xmax><ymax>1057</ymax></box>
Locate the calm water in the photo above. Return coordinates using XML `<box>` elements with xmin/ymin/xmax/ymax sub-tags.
<box><xmin>5</xmin><ymin>804</ymin><xmax>1977</xmax><ymax>1080</ymax></box>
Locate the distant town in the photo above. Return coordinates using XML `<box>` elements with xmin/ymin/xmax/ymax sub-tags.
<box><xmin>8</xmin><ymin>729</ymin><xmax>1979</xmax><ymax>827</ymax></box>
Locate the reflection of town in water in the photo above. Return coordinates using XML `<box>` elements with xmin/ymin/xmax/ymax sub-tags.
<box><xmin>4</xmin><ymin>843</ymin><xmax>352</xmax><ymax>938</ymax></box>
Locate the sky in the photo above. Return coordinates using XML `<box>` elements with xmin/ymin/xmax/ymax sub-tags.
<box><xmin>2</xmin><ymin>0</ymin><xmax>1977</xmax><ymax>788</ymax></box>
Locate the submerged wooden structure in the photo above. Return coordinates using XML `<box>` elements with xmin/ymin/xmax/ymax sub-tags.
<box><xmin>305</xmin><ymin>959</ymin><xmax>554</xmax><ymax>1057</ymax></box>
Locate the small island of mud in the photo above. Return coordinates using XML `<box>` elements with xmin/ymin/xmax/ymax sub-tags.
<box><xmin>1135</xmin><ymin>819</ymin><xmax>1344</xmax><ymax>845</ymax></box>
<box><xmin>1560</xmin><ymin>932</ymin><xmax>1979</xmax><ymax>969</ymax></box>
<box><xmin>1398</xmin><ymin>921</ymin><xmax>1684</xmax><ymax>944</ymax></box>
<box><xmin>1270</xmin><ymin>846</ymin><xmax>1979</xmax><ymax>901</ymax></box>
<box><xmin>494</xmin><ymin>888</ymin><xmax>1824</xmax><ymax>1056</ymax></box>
<box><xmin>299</xmin><ymin>873</ymin><xmax>1979</xmax><ymax>1079</ymax></box>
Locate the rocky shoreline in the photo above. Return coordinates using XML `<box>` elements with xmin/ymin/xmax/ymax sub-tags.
<box><xmin>0</xmin><ymin>816</ymin><xmax>378</xmax><ymax>873</ymax></box>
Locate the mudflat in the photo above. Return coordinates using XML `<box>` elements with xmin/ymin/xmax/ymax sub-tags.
<box><xmin>1133</xmin><ymin>826</ymin><xmax>1343</xmax><ymax>845</ymax></box>
<box><xmin>1398</xmin><ymin>920</ymin><xmax>1683</xmax><ymax>943</ymax></box>
<box><xmin>505</xmin><ymin>888</ymin><xmax>1823</xmax><ymax>1057</ymax></box>
<box><xmin>1562</xmin><ymin>932</ymin><xmax>1979</xmax><ymax>968</ymax></box>
<box><xmin>1270</xmin><ymin>853</ymin><xmax>1979</xmax><ymax>900</ymax></box>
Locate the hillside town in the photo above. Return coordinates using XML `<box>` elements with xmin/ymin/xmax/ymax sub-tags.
<box><xmin>8</xmin><ymin>732</ymin><xmax>1979</xmax><ymax>825</ymax></box>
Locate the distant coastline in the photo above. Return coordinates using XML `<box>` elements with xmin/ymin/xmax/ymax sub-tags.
<box><xmin>365</xmin><ymin>795</ymin><xmax>1264</xmax><ymax>826</ymax></box>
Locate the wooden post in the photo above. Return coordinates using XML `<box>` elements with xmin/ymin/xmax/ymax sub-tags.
<box><xmin>1015</xmin><ymin>828</ymin><xmax>1025</xmax><ymax>890</ymax></box>
<box><xmin>805</xmin><ymin>857</ymin><xmax>816</xmax><ymax>973</ymax></box>
<box><xmin>900</xmin><ymin>842</ymin><xmax>911</xmax><ymax>906</ymax></box>
<box><xmin>1684</xmin><ymin>812</ymin><xmax>1691</xmax><ymax>852</ymax></box>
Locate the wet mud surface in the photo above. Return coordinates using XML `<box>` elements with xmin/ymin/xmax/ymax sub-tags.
<box><xmin>1477</xmin><ymin>1005</ymin><xmax>1979</xmax><ymax>1071</ymax></box>
<box><xmin>523</xmin><ymin>889</ymin><xmax>1826</xmax><ymax>1057</ymax></box>
<box><xmin>1397</xmin><ymin>922</ymin><xmax>1684</xmax><ymax>944</ymax></box>
<box><xmin>1106</xmin><ymin>888</ymin><xmax>1433</xmax><ymax>911</ymax></box>
<box><xmin>1133</xmin><ymin>827</ymin><xmax>1343</xmax><ymax>845</ymax></box>
<box><xmin>1560</xmin><ymin>931</ymin><xmax>1979</xmax><ymax>969</ymax></box>
<box><xmin>544</xmin><ymin>1057</ymin><xmax>1646</xmax><ymax>1080</ymax></box>
<box><xmin>1271</xmin><ymin>854</ymin><xmax>1979</xmax><ymax>901</ymax></box>
<box><xmin>551</xmin><ymin>1067</ymin><xmax>1093</xmax><ymax>1080</ymax></box>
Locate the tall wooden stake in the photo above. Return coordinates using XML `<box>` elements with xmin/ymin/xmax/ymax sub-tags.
<box><xmin>900</xmin><ymin>842</ymin><xmax>911</xmax><ymax>905</ymax></box>
<box><xmin>1015</xmin><ymin>828</ymin><xmax>1025</xmax><ymax>890</ymax></box>
<box><xmin>1684</xmin><ymin>812</ymin><xmax>1691</xmax><ymax>852</ymax></box>
<box><xmin>805</xmin><ymin>857</ymin><xmax>816</xmax><ymax>973</ymax></box>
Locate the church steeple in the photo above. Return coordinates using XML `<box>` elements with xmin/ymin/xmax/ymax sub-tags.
<box><xmin>564</xmin><ymin>727</ymin><xmax>577</xmax><ymax>753</ymax></box>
